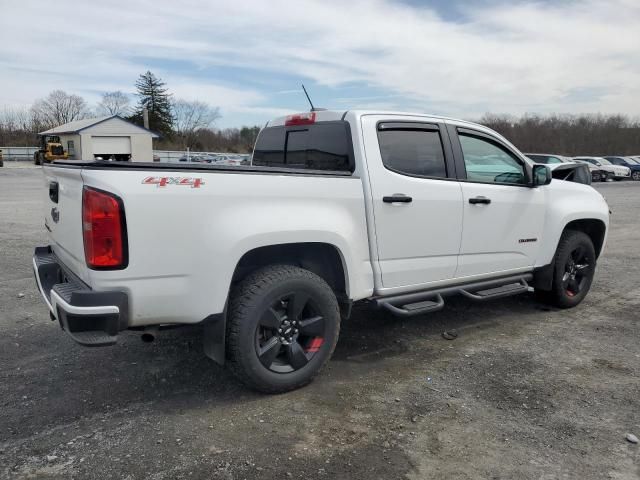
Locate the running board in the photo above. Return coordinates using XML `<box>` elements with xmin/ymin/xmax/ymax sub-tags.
<box><xmin>375</xmin><ymin>274</ymin><xmax>532</xmax><ymax>317</ymax></box>
<box><xmin>460</xmin><ymin>279</ymin><xmax>529</xmax><ymax>301</ymax></box>
<box><xmin>381</xmin><ymin>294</ymin><xmax>444</xmax><ymax>317</ymax></box>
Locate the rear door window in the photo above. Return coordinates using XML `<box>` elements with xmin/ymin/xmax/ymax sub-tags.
<box><xmin>252</xmin><ymin>122</ymin><xmax>353</xmax><ymax>171</ymax></box>
<box><xmin>377</xmin><ymin>127</ymin><xmax>447</xmax><ymax>178</ymax></box>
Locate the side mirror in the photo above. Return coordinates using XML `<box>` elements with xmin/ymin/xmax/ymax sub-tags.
<box><xmin>532</xmin><ymin>164</ymin><xmax>552</xmax><ymax>187</ymax></box>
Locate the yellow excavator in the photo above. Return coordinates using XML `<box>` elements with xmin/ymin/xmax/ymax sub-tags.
<box><xmin>34</xmin><ymin>135</ymin><xmax>68</xmax><ymax>165</ymax></box>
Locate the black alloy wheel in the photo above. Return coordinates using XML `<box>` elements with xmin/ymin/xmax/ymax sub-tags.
<box><xmin>255</xmin><ymin>291</ymin><xmax>327</xmax><ymax>373</ymax></box>
<box><xmin>536</xmin><ymin>229</ymin><xmax>596</xmax><ymax>308</ymax></box>
<box><xmin>561</xmin><ymin>245</ymin><xmax>592</xmax><ymax>298</ymax></box>
<box><xmin>226</xmin><ymin>264</ymin><xmax>340</xmax><ymax>393</ymax></box>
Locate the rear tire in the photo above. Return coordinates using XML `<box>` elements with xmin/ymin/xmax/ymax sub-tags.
<box><xmin>226</xmin><ymin>265</ymin><xmax>340</xmax><ymax>393</ymax></box>
<box><xmin>536</xmin><ymin>230</ymin><xmax>596</xmax><ymax>309</ymax></box>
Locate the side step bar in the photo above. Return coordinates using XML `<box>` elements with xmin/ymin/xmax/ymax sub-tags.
<box><xmin>375</xmin><ymin>274</ymin><xmax>533</xmax><ymax>317</ymax></box>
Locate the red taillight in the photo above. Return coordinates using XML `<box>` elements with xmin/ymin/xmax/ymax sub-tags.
<box><xmin>82</xmin><ymin>187</ymin><xmax>126</xmax><ymax>269</ymax></box>
<box><xmin>285</xmin><ymin>112</ymin><xmax>316</xmax><ymax>126</ymax></box>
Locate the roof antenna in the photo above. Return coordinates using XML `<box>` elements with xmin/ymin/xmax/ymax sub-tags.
<box><xmin>302</xmin><ymin>84</ymin><xmax>325</xmax><ymax>112</ymax></box>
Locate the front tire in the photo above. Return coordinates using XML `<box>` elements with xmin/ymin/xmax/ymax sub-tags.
<box><xmin>537</xmin><ymin>230</ymin><xmax>596</xmax><ymax>309</ymax></box>
<box><xmin>631</xmin><ymin>171</ymin><xmax>640</xmax><ymax>181</ymax></box>
<box><xmin>226</xmin><ymin>265</ymin><xmax>340</xmax><ymax>393</ymax></box>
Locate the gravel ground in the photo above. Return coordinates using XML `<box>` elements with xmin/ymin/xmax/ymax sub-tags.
<box><xmin>1</xmin><ymin>164</ymin><xmax>639</xmax><ymax>479</ymax></box>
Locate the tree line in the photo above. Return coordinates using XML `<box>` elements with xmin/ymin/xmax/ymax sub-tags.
<box><xmin>0</xmin><ymin>71</ymin><xmax>261</xmax><ymax>153</ymax></box>
<box><xmin>477</xmin><ymin>113</ymin><xmax>640</xmax><ymax>156</ymax></box>
<box><xmin>2</xmin><ymin>73</ymin><xmax>639</xmax><ymax>156</ymax></box>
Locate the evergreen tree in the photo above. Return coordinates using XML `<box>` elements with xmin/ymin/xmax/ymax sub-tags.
<box><xmin>129</xmin><ymin>71</ymin><xmax>174</xmax><ymax>137</ymax></box>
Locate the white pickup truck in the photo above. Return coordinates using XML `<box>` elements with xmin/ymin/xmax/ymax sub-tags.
<box><xmin>34</xmin><ymin>110</ymin><xmax>610</xmax><ymax>392</ymax></box>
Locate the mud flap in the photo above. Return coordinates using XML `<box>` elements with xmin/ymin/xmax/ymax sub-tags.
<box><xmin>532</xmin><ymin>263</ymin><xmax>554</xmax><ymax>291</ymax></box>
<box><xmin>203</xmin><ymin>311</ymin><xmax>226</xmax><ymax>365</ymax></box>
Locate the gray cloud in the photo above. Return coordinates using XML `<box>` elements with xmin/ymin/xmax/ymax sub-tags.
<box><xmin>1</xmin><ymin>0</ymin><xmax>638</xmax><ymax>124</ymax></box>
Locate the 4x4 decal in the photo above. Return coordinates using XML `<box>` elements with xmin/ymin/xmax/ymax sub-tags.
<box><xmin>142</xmin><ymin>177</ymin><xmax>204</xmax><ymax>188</ymax></box>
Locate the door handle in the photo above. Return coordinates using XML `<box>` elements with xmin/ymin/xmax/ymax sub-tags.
<box><xmin>383</xmin><ymin>195</ymin><xmax>412</xmax><ymax>203</ymax></box>
<box><xmin>469</xmin><ymin>196</ymin><xmax>491</xmax><ymax>205</ymax></box>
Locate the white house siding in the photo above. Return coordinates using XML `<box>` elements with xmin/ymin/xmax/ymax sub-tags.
<box><xmin>55</xmin><ymin>134</ymin><xmax>81</xmax><ymax>159</ymax></box>
<box><xmin>41</xmin><ymin>116</ymin><xmax>157</xmax><ymax>162</ymax></box>
<box><xmin>81</xmin><ymin>118</ymin><xmax>156</xmax><ymax>162</ymax></box>
<box><xmin>130</xmin><ymin>135</ymin><xmax>153</xmax><ymax>162</ymax></box>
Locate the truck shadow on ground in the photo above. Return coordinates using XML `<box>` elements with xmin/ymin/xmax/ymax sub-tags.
<box><xmin>3</xmin><ymin>292</ymin><xmax>554</xmax><ymax>440</ymax></box>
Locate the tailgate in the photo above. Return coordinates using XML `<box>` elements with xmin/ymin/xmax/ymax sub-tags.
<box><xmin>42</xmin><ymin>165</ymin><xmax>90</xmax><ymax>284</ymax></box>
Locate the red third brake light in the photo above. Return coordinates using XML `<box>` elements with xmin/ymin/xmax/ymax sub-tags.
<box><xmin>285</xmin><ymin>112</ymin><xmax>316</xmax><ymax>126</ymax></box>
<box><xmin>82</xmin><ymin>187</ymin><xmax>127</xmax><ymax>269</ymax></box>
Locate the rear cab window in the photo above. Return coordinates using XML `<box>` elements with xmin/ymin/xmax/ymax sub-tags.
<box><xmin>252</xmin><ymin>122</ymin><xmax>354</xmax><ymax>172</ymax></box>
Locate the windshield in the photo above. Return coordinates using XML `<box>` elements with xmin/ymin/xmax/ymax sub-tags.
<box><xmin>625</xmin><ymin>158</ymin><xmax>638</xmax><ymax>165</ymax></box>
<box><xmin>598</xmin><ymin>158</ymin><xmax>612</xmax><ymax>165</ymax></box>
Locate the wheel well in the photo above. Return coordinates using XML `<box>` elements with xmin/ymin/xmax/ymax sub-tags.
<box><xmin>564</xmin><ymin>219</ymin><xmax>606</xmax><ymax>258</ymax></box>
<box><xmin>232</xmin><ymin>243</ymin><xmax>347</xmax><ymax>297</ymax></box>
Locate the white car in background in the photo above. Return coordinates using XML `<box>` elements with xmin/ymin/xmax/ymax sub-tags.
<box><xmin>573</xmin><ymin>157</ymin><xmax>631</xmax><ymax>181</ymax></box>
<box><xmin>525</xmin><ymin>153</ymin><xmax>595</xmax><ymax>183</ymax></box>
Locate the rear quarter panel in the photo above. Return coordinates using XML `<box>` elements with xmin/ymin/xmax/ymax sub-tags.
<box><xmin>81</xmin><ymin>169</ymin><xmax>373</xmax><ymax>326</ymax></box>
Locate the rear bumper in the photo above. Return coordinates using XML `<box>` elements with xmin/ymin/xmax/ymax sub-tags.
<box><xmin>33</xmin><ymin>246</ymin><xmax>128</xmax><ymax>346</ymax></box>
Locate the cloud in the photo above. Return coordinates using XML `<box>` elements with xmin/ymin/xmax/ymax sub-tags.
<box><xmin>1</xmin><ymin>0</ymin><xmax>639</xmax><ymax>126</ymax></box>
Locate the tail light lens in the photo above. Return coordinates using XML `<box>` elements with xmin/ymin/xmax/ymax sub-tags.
<box><xmin>82</xmin><ymin>187</ymin><xmax>127</xmax><ymax>269</ymax></box>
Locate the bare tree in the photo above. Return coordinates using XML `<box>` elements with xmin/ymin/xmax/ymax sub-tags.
<box><xmin>31</xmin><ymin>90</ymin><xmax>89</xmax><ymax>129</ymax></box>
<box><xmin>97</xmin><ymin>91</ymin><xmax>131</xmax><ymax>116</ymax></box>
<box><xmin>172</xmin><ymin>99</ymin><xmax>221</xmax><ymax>148</ymax></box>
<box><xmin>478</xmin><ymin>113</ymin><xmax>640</xmax><ymax>156</ymax></box>
<box><xmin>0</xmin><ymin>106</ymin><xmax>39</xmax><ymax>145</ymax></box>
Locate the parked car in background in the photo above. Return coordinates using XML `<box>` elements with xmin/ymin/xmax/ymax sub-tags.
<box><xmin>525</xmin><ymin>153</ymin><xmax>594</xmax><ymax>184</ymax></box>
<box><xmin>178</xmin><ymin>154</ymin><xmax>218</xmax><ymax>163</ymax></box>
<box><xmin>212</xmin><ymin>155</ymin><xmax>249</xmax><ymax>166</ymax></box>
<box><xmin>572</xmin><ymin>159</ymin><xmax>608</xmax><ymax>182</ymax></box>
<box><xmin>604</xmin><ymin>156</ymin><xmax>640</xmax><ymax>181</ymax></box>
<box><xmin>573</xmin><ymin>157</ymin><xmax>630</xmax><ymax>181</ymax></box>
<box><xmin>524</xmin><ymin>153</ymin><xmax>567</xmax><ymax>165</ymax></box>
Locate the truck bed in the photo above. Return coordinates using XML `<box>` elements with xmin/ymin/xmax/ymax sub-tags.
<box><xmin>41</xmin><ymin>161</ymin><xmax>373</xmax><ymax>328</ymax></box>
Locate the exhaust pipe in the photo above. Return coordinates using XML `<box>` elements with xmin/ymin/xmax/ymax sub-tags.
<box><xmin>141</xmin><ymin>326</ymin><xmax>159</xmax><ymax>343</ymax></box>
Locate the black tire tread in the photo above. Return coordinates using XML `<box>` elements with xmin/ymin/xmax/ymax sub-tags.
<box><xmin>540</xmin><ymin>229</ymin><xmax>595</xmax><ymax>309</ymax></box>
<box><xmin>226</xmin><ymin>264</ymin><xmax>339</xmax><ymax>393</ymax></box>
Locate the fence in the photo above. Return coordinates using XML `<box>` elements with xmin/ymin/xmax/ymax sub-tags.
<box><xmin>0</xmin><ymin>146</ymin><xmax>38</xmax><ymax>161</ymax></box>
<box><xmin>0</xmin><ymin>147</ymin><xmax>250</xmax><ymax>163</ymax></box>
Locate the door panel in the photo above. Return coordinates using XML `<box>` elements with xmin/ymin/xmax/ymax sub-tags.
<box><xmin>458</xmin><ymin>182</ymin><xmax>546</xmax><ymax>276</ymax></box>
<box><xmin>362</xmin><ymin>116</ymin><xmax>463</xmax><ymax>289</ymax></box>
<box><xmin>452</xmin><ymin>127</ymin><xmax>547</xmax><ymax>277</ymax></box>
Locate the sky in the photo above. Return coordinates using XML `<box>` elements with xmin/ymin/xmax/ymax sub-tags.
<box><xmin>0</xmin><ymin>0</ymin><xmax>639</xmax><ymax>128</ymax></box>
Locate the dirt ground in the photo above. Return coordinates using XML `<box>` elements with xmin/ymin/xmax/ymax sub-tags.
<box><xmin>0</xmin><ymin>164</ymin><xmax>638</xmax><ymax>479</ymax></box>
